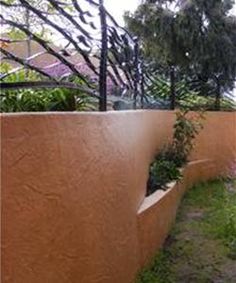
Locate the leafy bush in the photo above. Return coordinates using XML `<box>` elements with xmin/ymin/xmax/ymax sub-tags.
<box><xmin>179</xmin><ymin>94</ymin><xmax>236</xmax><ymax>111</ymax></box>
<box><xmin>0</xmin><ymin>65</ymin><xmax>95</xmax><ymax>112</ymax></box>
<box><xmin>147</xmin><ymin>110</ymin><xmax>204</xmax><ymax>195</ymax></box>
<box><xmin>172</xmin><ymin>110</ymin><xmax>204</xmax><ymax>166</ymax></box>
<box><xmin>0</xmin><ymin>88</ymin><xmax>95</xmax><ymax>112</ymax></box>
<box><xmin>147</xmin><ymin>150</ymin><xmax>182</xmax><ymax>195</ymax></box>
<box><xmin>147</xmin><ymin>76</ymin><xmax>236</xmax><ymax>111</ymax></box>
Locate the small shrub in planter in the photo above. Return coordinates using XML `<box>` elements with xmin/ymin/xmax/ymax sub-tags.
<box><xmin>147</xmin><ymin>148</ymin><xmax>182</xmax><ymax>195</ymax></box>
<box><xmin>146</xmin><ymin>110</ymin><xmax>204</xmax><ymax>196</ymax></box>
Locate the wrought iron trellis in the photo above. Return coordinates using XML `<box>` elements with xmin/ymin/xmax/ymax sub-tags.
<box><xmin>0</xmin><ymin>0</ymin><xmax>150</xmax><ymax>111</ymax></box>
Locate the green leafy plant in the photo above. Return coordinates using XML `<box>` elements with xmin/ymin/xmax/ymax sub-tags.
<box><xmin>0</xmin><ymin>88</ymin><xmax>95</xmax><ymax>112</ymax></box>
<box><xmin>171</xmin><ymin>110</ymin><xmax>204</xmax><ymax>166</ymax></box>
<box><xmin>147</xmin><ymin>151</ymin><xmax>182</xmax><ymax>195</ymax></box>
<box><xmin>146</xmin><ymin>74</ymin><xmax>236</xmax><ymax>111</ymax></box>
<box><xmin>0</xmin><ymin>67</ymin><xmax>95</xmax><ymax>112</ymax></box>
<box><xmin>147</xmin><ymin>110</ymin><xmax>204</xmax><ymax>195</ymax></box>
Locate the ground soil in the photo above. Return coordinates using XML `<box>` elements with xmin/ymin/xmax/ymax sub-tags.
<box><xmin>164</xmin><ymin>180</ymin><xmax>236</xmax><ymax>283</ymax></box>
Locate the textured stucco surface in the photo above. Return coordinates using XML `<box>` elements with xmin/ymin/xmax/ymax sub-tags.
<box><xmin>1</xmin><ymin>111</ymin><xmax>236</xmax><ymax>283</ymax></box>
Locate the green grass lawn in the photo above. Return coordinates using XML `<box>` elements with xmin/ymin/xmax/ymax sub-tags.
<box><xmin>136</xmin><ymin>179</ymin><xmax>236</xmax><ymax>283</ymax></box>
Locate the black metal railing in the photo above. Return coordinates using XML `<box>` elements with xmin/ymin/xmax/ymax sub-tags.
<box><xmin>1</xmin><ymin>0</ymin><xmax>234</xmax><ymax>111</ymax></box>
<box><xmin>0</xmin><ymin>0</ymin><xmax>150</xmax><ymax>111</ymax></box>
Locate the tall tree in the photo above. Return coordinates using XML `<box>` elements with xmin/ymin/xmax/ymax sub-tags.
<box><xmin>125</xmin><ymin>0</ymin><xmax>236</xmax><ymax>110</ymax></box>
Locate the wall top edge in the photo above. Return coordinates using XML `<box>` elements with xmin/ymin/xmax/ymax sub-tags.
<box><xmin>0</xmin><ymin>109</ymin><xmax>175</xmax><ymax>118</ymax></box>
<box><xmin>0</xmin><ymin>110</ymin><xmax>235</xmax><ymax>118</ymax></box>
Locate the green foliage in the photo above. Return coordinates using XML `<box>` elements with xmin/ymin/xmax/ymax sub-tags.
<box><xmin>136</xmin><ymin>251</ymin><xmax>174</xmax><ymax>283</ymax></box>
<box><xmin>7</xmin><ymin>28</ymin><xmax>27</xmax><ymax>40</ymax></box>
<box><xmin>147</xmin><ymin>152</ymin><xmax>182</xmax><ymax>195</ymax></box>
<box><xmin>172</xmin><ymin>110</ymin><xmax>204</xmax><ymax>165</ymax></box>
<box><xmin>0</xmin><ymin>62</ymin><xmax>11</xmax><ymax>74</ymax></box>
<box><xmin>184</xmin><ymin>179</ymin><xmax>236</xmax><ymax>260</ymax></box>
<box><xmin>0</xmin><ymin>88</ymin><xmax>95</xmax><ymax>112</ymax></box>
<box><xmin>179</xmin><ymin>93</ymin><xmax>236</xmax><ymax>111</ymax></box>
<box><xmin>125</xmin><ymin>0</ymin><xmax>236</xmax><ymax>102</ymax></box>
<box><xmin>0</xmin><ymin>67</ymin><xmax>95</xmax><ymax>112</ymax></box>
<box><xmin>147</xmin><ymin>110</ymin><xmax>204</xmax><ymax>194</ymax></box>
<box><xmin>1</xmin><ymin>62</ymin><xmax>41</xmax><ymax>82</ymax></box>
<box><xmin>146</xmin><ymin>74</ymin><xmax>236</xmax><ymax>111</ymax></box>
<box><xmin>137</xmin><ymin>179</ymin><xmax>236</xmax><ymax>283</ymax></box>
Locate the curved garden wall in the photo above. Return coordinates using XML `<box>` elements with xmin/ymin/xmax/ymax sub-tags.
<box><xmin>1</xmin><ymin>110</ymin><xmax>236</xmax><ymax>283</ymax></box>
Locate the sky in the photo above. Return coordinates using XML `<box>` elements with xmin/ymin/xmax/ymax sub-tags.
<box><xmin>104</xmin><ymin>0</ymin><xmax>140</xmax><ymax>26</ymax></box>
<box><xmin>105</xmin><ymin>0</ymin><xmax>236</xmax><ymax>26</ymax></box>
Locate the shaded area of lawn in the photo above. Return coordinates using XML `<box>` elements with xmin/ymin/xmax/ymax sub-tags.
<box><xmin>136</xmin><ymin>179</ymin><xmax>236</xmax><ymax>283</ymax></box>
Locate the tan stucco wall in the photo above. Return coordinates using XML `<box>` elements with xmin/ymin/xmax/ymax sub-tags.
<box><xmin>1</xmin><ymin>111</ymin><xmax>236</xmax><ymax>283</ymax></box>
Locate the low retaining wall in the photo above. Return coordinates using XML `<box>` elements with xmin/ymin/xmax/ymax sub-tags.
<box><xmin>1</xmin><ymin>111</ymin><xmax>236</xmax><ymax>283</ymax></box>
<box><xmin>138</xmin><ymin>159</ymin><xmax>215</xmax><ymax>267</ymax></box>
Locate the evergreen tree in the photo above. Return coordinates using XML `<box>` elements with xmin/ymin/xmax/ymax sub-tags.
<box><xmin>125</xmin><ymin>0</ymin><xmax>236</xmax><ymax>109</ymax></box>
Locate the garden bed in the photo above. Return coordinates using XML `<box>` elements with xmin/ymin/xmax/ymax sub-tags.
<box><xmin>136</xmin><ymin>179</ymin><xmax>236</xmax><ymax>283</ymax></box>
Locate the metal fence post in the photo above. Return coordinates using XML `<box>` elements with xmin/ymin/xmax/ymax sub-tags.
<box><xmin>99</xmin><ymin>0</ymin><xmax>108</xmax><ymax>111</ymax></box>
<box><xmin>140</xmin><ymin>61</ymin><xmax>144</xmax><ymax>109</ymax></box>
<box><xmin>133</xmin><ymin>38</ymin><xmax>139</xmax><ymax>109</ymax></box>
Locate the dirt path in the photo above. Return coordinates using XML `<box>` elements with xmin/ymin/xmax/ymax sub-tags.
<box><xmin>137</xmin><ymin>180</ymin><xmax>236</xmax><ymax>283</ymax></box>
